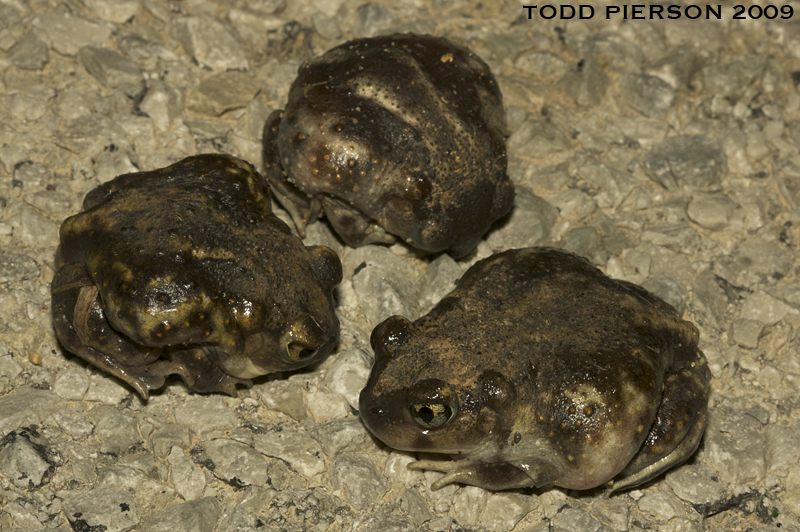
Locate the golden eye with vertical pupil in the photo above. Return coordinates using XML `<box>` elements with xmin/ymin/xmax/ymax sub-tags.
<box><xmin>411</xmin><ymin>403</ymin><xmax>453</xmax><ymax>428</ymax></box>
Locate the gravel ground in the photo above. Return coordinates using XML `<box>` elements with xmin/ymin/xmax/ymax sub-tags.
<box><xmin>2</xmin><ymin>0</ymin><xmax>800</xmax><ymax>531</ymax></box>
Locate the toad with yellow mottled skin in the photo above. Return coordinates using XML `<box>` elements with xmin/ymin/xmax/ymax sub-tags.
<box><xmin>263</xmin><ymin>33</ymin><xmax>514</xmax><ymax>259</ymax></box>
<box><xmin>360</xmin><ymin>248</ymin><xmax>710</xmax><ymax>493</ymax></box>
<box><xmin>52</xmin><ymin>154</ymin><xmax>342</xmax><ymax>398</ymax></box>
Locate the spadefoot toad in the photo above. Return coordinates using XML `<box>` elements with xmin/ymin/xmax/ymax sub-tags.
<box><xmin>360</xmin><ymin>248</ymin><xmax>710</xmax><ymax>493</ymax></box>
<box><xmin>263</xmin><ymin>33</ymin><xmax>514</xmax><ymax>258</ymax></box>
<box><xmin>52</xmin><ymin>154</ymin><xmax>342</xmax><ymax>398</ymax></box>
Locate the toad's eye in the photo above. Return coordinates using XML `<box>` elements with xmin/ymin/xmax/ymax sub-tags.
<box><xmin>286</xmin><ymin>342</ymin><xmax>316</xmax><ymax>361</ymax></box>
<box><xmin>411</xmin><ymin>403</ymin><xmax>454</xmax><ymax>428</ymax></box>
<box><xmin>407</xmin><ymin>378</ymin><xmax>458</xmax><ymax>429</ymax></box>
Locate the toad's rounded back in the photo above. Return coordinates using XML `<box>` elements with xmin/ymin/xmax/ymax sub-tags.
<box><xmin>264</xmin><ymin>33</ymin><xmax>514</xmax><ymax>258</ymax></box>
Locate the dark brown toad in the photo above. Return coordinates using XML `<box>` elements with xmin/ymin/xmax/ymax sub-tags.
<box><xmin>360</xmin><ymin>247</ymin><xmax>710</xmax><ymax>493</ymax></box>
<box><xmin>263</xmin><ymin>33</ymin><xmax>514</xmax><ymax>259</ymax></box>
<box><xmin>52</xmin><ymin>154</ymin><xmax>342</xmax><ymax>398</ymax></box>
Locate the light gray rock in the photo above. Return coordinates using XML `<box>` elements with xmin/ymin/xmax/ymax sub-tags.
<box><xmin>641</xmin><ymin>274</ymin><xmax>688</xmax><ymax>315</ymax></box>
<box><xmin>322</xmin><ymin>347</ymin><xmax>372</xmax><ymax>409</ymax></box>
<box><xmin>84</xmin><ymin>373</ymin><xmax>131</xmax><ymax>404</ymax></box>
<box><xmin>0</xmin><ymin>427</ymin><xmax>58</xmax><ymax>489</ymax></box>
<box><xmin>687</xmin><ymin>191</ymin><xmax>739</xmax><ymax>230</ymax></box>
<box><xmin>665</xmin><ymin>464</ymin><xmax>727</xmax><ymax>506</ymax></box>
<box><xmin>171</xmin><ymin>16</ymin><xmax>249</xmax><ymax>71</ymax></box>
<box><xmin>95</xmin><ymin>410</ymin><xmax>142</xmax><ymax>455</ymax></box>
<box><xmin>36</xmin><ymin>12</ymin><xmax>113</xmax><ymax>56</ymax></box>
<box><xmin>8</xmin><ymin>32</ymin><xmax>49</xmax><ymax>70</ymax></box>
<box><xmin>168</xmin><ymin>446</ymin><xmax>206</xmax><ymax>501</ymax></box>
<box><xmin>354</xmin><ymin>3</ymin><xmax>398</xmax><ymax>37</ymax></box>
<box><xmin>580</xmin><ymin>32</ymin><xmax>644</xmax><ymax>74</ymax></box>
<box><xmin>740</xmin><ymin>292</ymin><xmax>797</xmax><ymax>326</ymax></box>
<box><xmin>647</xmin><ymin>49</ymin><xmax>704</xmax><ymax>90</ymax></box>
<box><xmin>312</xmin><ymin>417</ymin><xmax>371</xmax><ymax>457</ymax></box>
<box><xmin>138</xmin><ymin>496</ymin><xmax>221</xmax><ymax>532</ymax></box>
<box><xmin>453</xmin><ymin>485</ymin><xmax>489</xmax><ymax>526</ymax></box>
<box><xmin>622</xmin><ymin>73</ymin><xmax>675</xmax><ymax>119</ymax></box>
<box><xmin>53</xmin><ymin>368</ymin><xmax>90</xmax><ymax>400</ymax></box>
<box><xmin>78</xmin><ymin>46</ymin><xmax>143</xmax><ymax>91</ymax></box>
<box><xmin>23</xmin><ymin>190</ymin><xmax>73</xmax><ymax>220</ymax></box>
<box><xmin>345</xmin><ymin>246</ymin><xmax>420</xmax><ymax>327</ymax></box>
<box><xmin>637</xmin><ymin>490</ymin><xmax>685</xmax><ymax>520</ymax></box>
<box><xmin>705</xmin><ymin>411</ymin><xmax>767</xmax><ymax>486</ymax></box>
<box><xmin>82</xmin><ymin>0</ymin><xmax>142</xmax><ymax>24</ymax></box>
<box><xmin>557</xmin><ymin>58</ymin><xmax>610</xmax><ymax>107</ymax></box>
<box><xmin>417</xmin><ymin>254</ymin><xmax>462</xmax><ymax>314</ymax></box>
<box><xmin>702</xmin><ymin>56</ymin><xmax>766</xmax><ymax>97</ymax></box>
<box><xmin>399</xmin><ymin>488</ymin><xmax>433</xmax><ymax>525</ymax></box>
<box><xmin>5</xmin><ymin>80</ymin><xmax>57</xmax><ymax>121</ymax></box>
<box><xmin>641</xmin><ymin>224</ymin><xmax>700</xmax><ymax>255</ymax></box>
<box><xmin>305</xmin><ymin>390</ymin><xmax>351</xmax><ymax>423</ymax></box>
<box><xmin>717</xmin><ymin>240</ymin><xmax>796</xmax><ymax>286</ymax></box>
<box><xmin>562</xmin><ymin>226</ymin><xmax>603</xmax><ymax>263</ymax></box>
<box><xmin>550</xmin><ymin>188</ymin><xmax>597</xmax><ymax>221</ymax></box>
<box><xmin>552</xmin><ymin>508</ymin><xmax>609</xmax><ymax>532</ymax></box>
<box><xmin>203</xmin><ymin>439</ymin><xmax>269</xmax><ymax>488</ymax></box>
<box><xmin>766</xmin><ymin>423</ymin><xmax>800</xmax><ymax>476</ymax></box>
<box><xmin>151</xmin><ymin>424</ymin><xmax>192</xmax><ymax>460</ymax></box>
<box><xmin>0</xmin><ymin>250</ymin><xmax>40</xmax><ymax>283</ymax></box>
<box><xmin>247</xmin><ymin>0</ymin><xmax>287</xmax><ymax>15</ymax></box>
<box><xmin>479</xmin><ymin>492</ymin><xmax>537</xmax><ymax>532</ymax></box>
<box><xmin>0</xmin><ymin>387</ymin><xmax>58</xmax><ymax>438</ymax></box>
<box><xmin>56</xmin><ymin>114</ymin><xmax>137</xmax><ymax>167</ymax></box>
<box><xmin>507</xmin><ymin>119</ymin><xmax>572</xmax><ymax>158</ymax></box>
<box><xmin>260</xmin><ymin>487</ymin><xmax>352</xmax><ymax>531</ymax></box>
<box><xmin>117</xmin><ymin>33</ymin><xmax>178</xmax><ymax>63</ymax></box>
<box><xmin>63</xmin><ymin>488</ymin><xmax>139</xmax><ymax>532</ymax></box>
<box><xmin>10</xmin><ymin>206</ymin><xmax>59</xmax><ymax>248</ymax></box>
<box><xmin>13</xmin><ymin>160</ymin><xmax>51</xmax><ymax>188</ymax></box>
<box><xmin>0</xmin><ymin>4</ymin><xmax>22</xmax><ymax>52</ymax></box>
<box><xmin>329</xmin><ymin>453</ymin><xmax>389</xmax><ymax>510</ymax></box>
<box><xmin>590</xmin><ymin>497</ymin><xmax>629</xmax><ymax>531</ymax></box>
<box><xmin>515</xmin><ymin>51</ymin><xmax>570</xmax><ymax>79</ymax></box>
<box><xmin>98</xmin><ymin>459</ymin><xmax>153</xmax><ymax>490</ymax></box>
<box><xmin>252</xmin><ymin>379</ymin><xmax>307</xmax><ymax>421</ymax></box>
<box><xmin>173</xmin><ymin>397</ymin><xmax>240</xmax><ymax>436</ymax></box>
<box><xmin>187</xmin><ymin>72</ymin><xmax>261</xmax><ymax>116</ymax></box>
<box><xmin>138</xmin><ymin>79</ymin><xmax>184</xmax><ymax>131</ymax></box>
<box><xmin>0</xmin><ymin>354</ymin><xmax>23</xmax><ymax>382</ymax></box>
<box><xmin>358</xmin><ymin>512</ymin><xmax>416</xmax><ymax>532</ymax></box>
<box><xmin>253</xmin><ymin>424</ymin><xmax>327</xmax><ymax>479</ymax></box>
<box><xmin>49</xmin><ymin>409</ymin><xmax>95</xmax><ymax>440</ymax></box>
<box><xmin>55</xmin><ymin>88</ymin><xmax>94</xmax><ymax>121</ymax></box>
<box><xmin>311</xmin><ymin>12</ymin><xmax>341</xmax><ymax>40</ymax></box>
<box><xmin>659</xmin><ymin>518</ymin><xmax>703</xmax><ymax>532</ymax></box>
<box><xmin>217</xmin><ymin>505</ymin><xmax>259</xmax><ymax>532</ymax></box>
<box><xmin>487</xmin><ymin>186</ymin><xmax>556</xmax><ymax>251</ymax></box>
<box><xmin>731</xmin><ymin>318</ymin><xmax>764</xmax><ymax>348</ymax></box>
<box><xmin>581</xmin><ymin>164</ymin><xmax>638</xmax><ymax>209</ymax></box>
<box><xmin>643</xmin><ymin>135</ymin><xmax>727</xmax><ymax>190</ymax></box>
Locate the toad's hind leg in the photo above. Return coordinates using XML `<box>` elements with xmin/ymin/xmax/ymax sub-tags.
<box><xmin>608</xmin><ymin>348</ymin><xmax>711</xmax><ymax>494</ymax></box>
<box><xmin>262</xmin><ymin>110</ymin><xmax>320</xmax><ymax>237</ymax></box>
<box><xmin>52</xmin><ymin>263</ymin><xmax>170</xmax><ymax>398</ymax></box>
